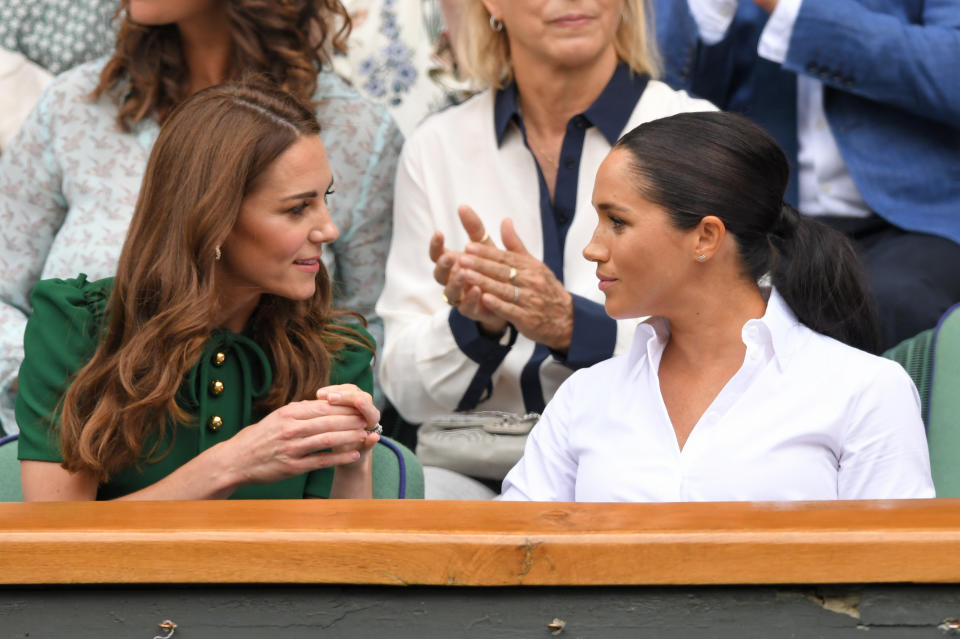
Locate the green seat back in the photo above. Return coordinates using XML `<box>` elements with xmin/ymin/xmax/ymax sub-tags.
<box><xmin>927</xmin><ymin>305</ymin><xmax>960</xmax><ymax>497</ymax></box>
<box><xmin>0</xmin><ymin>435</ymin><xmax>23</xmax><ymax>502</ymax></box>
<box><xmin>372</xmin><ymin>436</ymin><xmax>424</xmax><ymax>499</ymax></box>
<box><xmin>883</xmin><ymin>304</ymin><xmax>960</xmax><ymax>497</ymax></box>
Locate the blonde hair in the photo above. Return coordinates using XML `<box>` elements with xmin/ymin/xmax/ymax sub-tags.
<box><xmin>456</xmin><ymin>0</ymin><xmax>662</xmax><ymax>89</ymax></box>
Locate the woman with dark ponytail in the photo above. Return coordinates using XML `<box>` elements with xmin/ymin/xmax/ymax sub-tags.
<box><xmin>500</xmin><ymin>111</ymin><xmax>933</xmax><ymax>502</ymax></box>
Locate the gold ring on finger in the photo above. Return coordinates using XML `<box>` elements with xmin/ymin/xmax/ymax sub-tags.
<box><xmin>442</xmin><ymin>292</ymin><xmax>460</xmax><ymax>306</ymax></box>
<box><xmin>512</xmin><ymin>285</ymin><xmax>519</xmax><ymax>303</ymax></box>
<box><xmin>508</xmin><ymin>266</ymin><xmax>518</xmax><ymax>284</ymax></box>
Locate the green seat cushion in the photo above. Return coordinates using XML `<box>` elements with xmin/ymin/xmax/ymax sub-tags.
<box><xmin>883</xmin><ymin>328</ymin><xmax>935</xmax><ymax>424</ymax></box>
<box><xmin>0</xmin><ymin>436</ymin><xmax>22</xmax><ymax>502</ymax></box>
<box><xmin>928</xmin><ymin>305</ymin><xmax>960</xmax><ymax>497</ymax></box>
<box><xmin>372</xmin><ymin>437</ymin><xmax>424</xmax><ymax>499</ymax></box>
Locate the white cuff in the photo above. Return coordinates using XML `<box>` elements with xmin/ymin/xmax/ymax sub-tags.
<box><xmin>687</xmin><ymin>0</ymin><xmax>739</xmax><ymax>45</ymax></box>
<box><xmin>758</xmin><ymin>0</ymin><xmax>804</xmax><ymax>64</ymax></box>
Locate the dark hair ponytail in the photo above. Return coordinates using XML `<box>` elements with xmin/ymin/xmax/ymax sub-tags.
<box><xmin>614</xmin><ymin>111</ymin><xmax>880</xmax><ymax>352</ymax></box>
<box><xmin>768</xmin><ymin>204</ymin><xmax>879</xmax><ymax>352</ymax></box>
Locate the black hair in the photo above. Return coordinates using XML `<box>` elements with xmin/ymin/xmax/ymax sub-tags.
<box><xmin>614</xmin><ymin>111</ymin><xmax>880</xmax><ymax>352</ymax></box>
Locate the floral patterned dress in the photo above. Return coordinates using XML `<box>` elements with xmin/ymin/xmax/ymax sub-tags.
<box><xmin>333</xmin><ymin>0</ymin><xmax>473</xmax><ymax>135</ymax></box>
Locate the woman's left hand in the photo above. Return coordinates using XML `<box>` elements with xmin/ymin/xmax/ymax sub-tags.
<box><xmin>315</xmin><ymin>384</ymin><xmax>380</xmax><ymax>467</ymax></box>
<box><xmin>455</xmin><ymin>218</ymin><xmax>574</xmax><ymax>352</ymax></box>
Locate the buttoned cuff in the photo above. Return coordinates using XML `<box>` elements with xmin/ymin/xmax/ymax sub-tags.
<box><xmin>449</xmin><ymin>307</ymin><xmax>515</xmax><ymax>364</ymax></box>
<box><xmin>687</xmin><ymin>0</ymin><xmax>739</xmax><ymax>45</ymax></box>
<box><xmin>758</xmin><ymin>0</ymin><xmax>803</xmax><ymax>64</ymax></box>
<box><xmin>550</xmin><ymin>295</ymin><xmax>617</xmax><ymax>370</ymax></box>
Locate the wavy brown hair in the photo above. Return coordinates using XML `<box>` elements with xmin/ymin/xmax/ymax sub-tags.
<box><xmin>93</xmin><ymin>0</ymin><xmax>351</xmax><ymax>131</ymax></box>
<box><xmin>59</xmin><ymin>82</ymin><xmax>371</xmax><ymax>481</ymax></box>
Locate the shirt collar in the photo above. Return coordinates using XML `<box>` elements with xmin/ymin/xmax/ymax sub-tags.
<box><xmin>584</xmin><ymin>63</ymin><xmax>649</xmax><ymax>145</ymax></box>
<box><xmin>492</xmin><ymin>62</ymin><xmax>649</xmax><ymax>147</ymax></box>
<box><xmin>627</xmin><ymin>287</ymin><xmax>801</xmax><ymax>373</ymax></box>
<box><xmin>628</xmin><ymin>316</ymin><xmax>669</xmax><ymax>373</ymax></box>
<box><xmin>493</xmin><ymin>82</ymin><xmax>519</xmax><ymax>145</ymax></box>
<box><xmin>742</xmin><ymin>287</ymin><xmax>801</xmax><ymax>371</ymax></box>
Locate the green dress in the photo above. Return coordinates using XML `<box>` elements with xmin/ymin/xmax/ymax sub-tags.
<box><xmin>15</xmin><ymin>275</ymin><xmax>375</xmax><ymax>500</ymax></box>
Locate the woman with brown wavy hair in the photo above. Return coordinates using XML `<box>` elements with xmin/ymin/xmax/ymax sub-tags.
<box><xmin>0</xmin><ymin>0</ymin><xmax>403</xmax><ymax>435</ymax></box>
<box><xmin>16</xmin><ymin>82</ymin><xmax>382</xmax><ymax>500</ymax></box>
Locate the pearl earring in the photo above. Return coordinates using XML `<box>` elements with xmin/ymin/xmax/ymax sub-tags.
<box><xmin>215</xmin><ymin>246</ymin><xmax>222</xmax><ymax>261</ymax></box>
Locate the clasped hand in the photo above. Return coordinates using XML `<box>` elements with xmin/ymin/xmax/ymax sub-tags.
<box><xmin>223</xmin><ymin>383</ymin><xmax>379</xmax><ymax>486</ymax></box>
<box><xmin>430</xmin><ymin>205</ymin><xmax>574</xmax><ymax>352</ymax></box>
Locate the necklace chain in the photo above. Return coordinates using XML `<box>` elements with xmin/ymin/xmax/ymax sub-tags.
<box><xmin>517</xmin><ymin>98</ymin><xmax>560</xmax><ymax>170</ymax></box>
<box><xmin>530</xmin><ymin>143</ymin><xmax>558</xmax><ymax>169</ymax></box>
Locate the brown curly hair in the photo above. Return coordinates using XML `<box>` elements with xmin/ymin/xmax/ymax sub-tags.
<box><xmin>60</xmin><ymin>82</ymin><xmax>372</xmax><ymax>481</ymax></box>
<box><xmin>93</xmin><ymin>0</ymin><xmax>351</xmax><ymax>131</ymax></box>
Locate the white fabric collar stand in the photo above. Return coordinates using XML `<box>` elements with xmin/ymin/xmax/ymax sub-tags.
<box><xmin>630</xmin><ymin>286</ymin><xmax>802</xmax><ymax>377</ymax></box>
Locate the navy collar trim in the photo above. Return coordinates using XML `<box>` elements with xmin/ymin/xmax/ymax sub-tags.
<box><xmin>493</xmin><ymin>83</ymin><xmax>520</xmax><ymax>144</ymax></box>
<box><xmin>493</xmin><ymin>63</ymin><xmax>649</xmax><ymax>146</ymax></box>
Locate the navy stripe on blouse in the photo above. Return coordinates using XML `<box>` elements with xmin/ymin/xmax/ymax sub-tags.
<box><xmin>452</xmin><ymin>63</ymin><xmax>649</xmax><ymax>414</ymax></box>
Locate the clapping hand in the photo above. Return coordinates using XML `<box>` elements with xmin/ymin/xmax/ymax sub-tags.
<box><xmin>429</xmin><ymin>205</ymin><xmax>509</xmax><ymax>336</ymax></box>
<box><xmin>456</xmin><ymin>218</ymin><xmax>574</xmax><ymax>352</ymax></box>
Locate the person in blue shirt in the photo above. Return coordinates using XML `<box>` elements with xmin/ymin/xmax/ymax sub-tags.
<box><xmin>654</xmin><ymin>0</ymin><xmax>960</xmax><ymax>351</ymax></box>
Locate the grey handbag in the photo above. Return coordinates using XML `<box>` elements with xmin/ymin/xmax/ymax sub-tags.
<box><xmin>415</xmin><ymin>411</ymin><xmax>539</xmax><ymax>480</ymax></box>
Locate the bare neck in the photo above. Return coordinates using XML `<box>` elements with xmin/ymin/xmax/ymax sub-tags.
<box><xmin>214</xmin><ymin>285</ymin><xmax>262</xmax><ymax>334</ymax></box>
<box><xmin>178</xmin><ymin>10</ymin><xmax>233</xmax><ymax>96</ymax></box>
<box><xmin>512</xmin><ymin>47</ymin><xmax>619</xmax><ymax>138</ymax></box>
<box><xmin>663</xmin><ymin>279</ymin><xmax>769</xmax><ymax>370</ymax></box>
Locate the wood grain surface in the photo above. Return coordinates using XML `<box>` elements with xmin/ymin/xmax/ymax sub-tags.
<box><xmin>1</xmin><ymin>499</ymin><xmax>958</xmax><ymax>585</ymax></box>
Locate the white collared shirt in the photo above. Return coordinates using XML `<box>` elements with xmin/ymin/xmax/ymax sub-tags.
<box><xmin>500</xmin><ymin>289</ymin><xmax>934</xmax><ymax>502</ymax></box>
<box><xmin>687</xmin><ymin>0</ymin><xmax>872</xmax><ymax>218</ymax></box>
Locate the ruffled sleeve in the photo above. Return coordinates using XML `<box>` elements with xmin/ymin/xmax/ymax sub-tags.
<box><xmin>16</xmin><ymin>275</ymin><xmax>112</xmax><ymax>461</ymax></box>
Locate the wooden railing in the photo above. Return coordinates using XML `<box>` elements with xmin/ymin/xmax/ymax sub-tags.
<box><xmin>2</xmin><ymin>499</ymin><xmax>959</xmax><ymax>585</ymax></box>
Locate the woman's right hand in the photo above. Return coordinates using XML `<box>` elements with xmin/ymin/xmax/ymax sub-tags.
<box><xmin>429</xmin><ymin>205</ymin><xmax>508</xmax><ymax>336</ymax></box>
<box><xmin>218</xmin><ymin>398</ymin><xmax>371</xmax><ymax>488</ymax></box>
